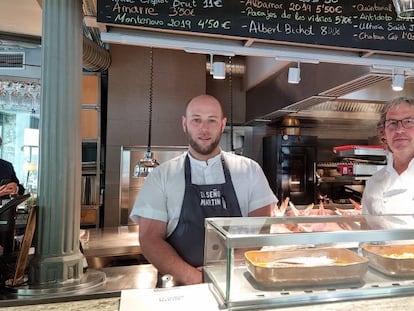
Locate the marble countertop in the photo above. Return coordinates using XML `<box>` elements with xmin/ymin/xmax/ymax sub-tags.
<box><xmin>1</xmin><ymin>260</ymin><xmax>413</xmax><ymax>311</ymax></box>
<box><xmin>2</xmin><ymin>297</ymin><xmax>120</xmax><ymax>311</ymax></box>
<box><xmin>4</xmin><ymin>225</ymin><xmax>414</xmax><ymax>310</ymax></box>
<box><xmin>3</xmin><ymin>291</ymin><xmax>414</xmax><ymax>311</ymax></box>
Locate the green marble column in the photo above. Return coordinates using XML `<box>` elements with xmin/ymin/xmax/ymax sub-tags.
<box><xmin>29</xmin><ymin>0</ymin><xmax>84</xmax><ymax>284</ymax></box>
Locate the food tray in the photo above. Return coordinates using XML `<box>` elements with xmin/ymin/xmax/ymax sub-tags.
<box><xmin>245</xmin><ymin>248</ymin><xmax>368</xmax><ymax>288</ymax></box>
<box><xmin>361</xmin><ymin>244</ymin><xmax>414</xmax><ymax>277</ymax></box>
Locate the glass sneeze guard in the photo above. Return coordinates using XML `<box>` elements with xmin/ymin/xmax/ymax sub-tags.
<box><xmin>203</xmin><ymin>215</ymin><xmax>414</xmax><ymax>310</ymax></box>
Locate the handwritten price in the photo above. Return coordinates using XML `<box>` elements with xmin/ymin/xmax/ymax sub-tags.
<box><xmin>320</xmin><ymin>25</ymin><xmax>340</xmax><ymax>35</ymax></box>
<box><xmin>316</xmin><ymin>4</ymin><xmax>343</xmax><ymax>14</ymax></box>
<box><xmin>202</xmin><ymin>0</ymin><xmax>223</xmax><ymax>8</ymax></box>
<box><xmin>335</xmin><ymin>15</ymin><xmax>352</xmax><ymax>24</ymax></box>
<box><xmin>169</xmin><ymin>7</ymin><xmax>195</xmax><ymax>17</ymax></box>
<box><xmin>198</xmin><ymin>19</ymin><xmax>231</xmax><ymax>30</ymax></box>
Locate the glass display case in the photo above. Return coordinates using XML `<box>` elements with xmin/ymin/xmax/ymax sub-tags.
<box><xmin>203</xmin><ymin>215</ymin><xmax>414</xmax><ymax>310</ymax></box>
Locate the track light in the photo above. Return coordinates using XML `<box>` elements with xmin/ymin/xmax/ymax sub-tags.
<box><xmin>288</xmin><ymin>63</ymin><xmax>301</xmax><ymax>84</ymax></box>
<box><xmin>392</xmin><ymin>74</ymin><xmax>405</xmax><ymax>91</ymax></box>
<box><xmin>275</xmin><ymin>56</ymin><xmax>320</xmax><ymax>64</ymax></box>
<box><xmin>392</xmin><ymin>0</ymin><xmax>414</xmax><ymax>18</ymax></box>
<box><xmin>210</xmin><ymin>54</ymin><xmax>226</xmax><ymax>79</ymax></box>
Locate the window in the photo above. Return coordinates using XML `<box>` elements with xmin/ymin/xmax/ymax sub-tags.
<box><xmin>0</xmin><ymin>81</ymin><xmax>40</xmax><ymax>194</ymax></box>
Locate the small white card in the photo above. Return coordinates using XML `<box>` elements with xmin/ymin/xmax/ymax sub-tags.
<box><xmin>119</xmin><ymin>283</ymin><xmax>223</xmax><ymax>311</ymax></box>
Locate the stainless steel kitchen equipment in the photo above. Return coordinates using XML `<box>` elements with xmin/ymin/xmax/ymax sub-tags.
<box><xmin>333</xmin><ymin>145</ymin><xmax>387</xmax><ymax>177</ymax></box>
<box><xmin>119</xmin><ymin>146</ymin><xmax>187</xmax><ymax>225</ymax></box>
<box><xmin>316</xmin><ymin>144</ymin><xmax>387</xmax><ymax>205</ymax></box>
<box><xmin>333</xmin><ymin>145</ymin><xmax>387</xmax><ymax>158</ymax></box>
<box><xmin>82</xmin><ymin>225</ymin><xmax>145</xmax><ymax>268</ymax></box>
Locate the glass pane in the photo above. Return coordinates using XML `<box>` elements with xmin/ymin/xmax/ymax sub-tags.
<box><xmin>0</xmin><ymin>81</ymin><xmax>40</xmax><ymax>195</ymax></box>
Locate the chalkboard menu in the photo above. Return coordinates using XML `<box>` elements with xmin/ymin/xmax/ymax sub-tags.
<box><xmin>97</xmin><ymin>0</ymin><xmax>414</xmax><ymax>54</ymax></box>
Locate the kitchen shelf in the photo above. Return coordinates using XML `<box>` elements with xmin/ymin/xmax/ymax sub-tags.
<box><xmin>344</xmin><ymin>184</ymin><xmax>365</xmax><ymax>193</ymax></box>
<box><xmin>80</xmin><ymin>205</ymin><xmax>99</xmax><ymax>229</ymax></box>
<box><xmin>334</xmin><ymin>175</ymin><xmax>371</xmax><ymax>181</ymax></box>
<box><xmin>317</xmin><ymin>145</ymin><xmax>386</xmax><ymax>203</ymax></box>
<box><xmin>333</xmin><ymin>145</ymin><xmax>387</xmax><ymax>158</ymax></box>
<box><xmin>319</xmin><ymin>176</ymin><xmax>367</xmax><ymax>183</ymax></box>
<box><xmin>80</xmin><ymin>72</ymin><xmax>103</xmax><ymax>229</ymax></box>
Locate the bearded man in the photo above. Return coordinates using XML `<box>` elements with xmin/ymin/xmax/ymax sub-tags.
<box><xmin>130</xmin><ymin>94</ymin><xmax>277</xmax><ymax>286</ymax></box>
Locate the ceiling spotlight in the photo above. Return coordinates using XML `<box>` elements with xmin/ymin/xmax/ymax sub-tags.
<box><xmin>392</xmin><ymin>74</ymin><xmax>405</xmax><ymax>91</ymax></box>
<box><xmin>210</xmin><ymin>54</ymin><xmax>226</xmax><ymax>79</ymax></box>
<box><xmin>392</xmin><ymin>0</ymin><xmax>414</xmax><ymax>18</ymax></box>
<box><xmin>288</xmin><ymin>63</ymin><xmax>301</xmax><ymax>84</ymax></box>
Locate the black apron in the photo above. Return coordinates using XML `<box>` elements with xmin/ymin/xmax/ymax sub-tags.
<box><xmin>167</xmin><ymin>155</ymin><xmax>242</xmax><ymax>267</ymax></box>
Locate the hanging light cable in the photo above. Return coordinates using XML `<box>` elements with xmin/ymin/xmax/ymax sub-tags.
<box><xmin>133</xmin><ymin>48</ymin><xmax>159</xmax><ymax>178</ymax></box>
<box><xmin>228</xmin><ymin>56</ymin><xmax>234</xmax><ymax>153</ymax></box>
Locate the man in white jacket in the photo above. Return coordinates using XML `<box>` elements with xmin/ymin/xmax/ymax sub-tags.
<box><xmin>362</xmin><ymin>97</ymin><xmax>414</xmax><ymax>221</ymax></box>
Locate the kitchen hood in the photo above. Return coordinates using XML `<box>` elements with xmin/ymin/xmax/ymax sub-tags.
<box><xmin>245</xmin><ymin>62</ymin><xmax>410</xmax><ymax>124</ymax></box>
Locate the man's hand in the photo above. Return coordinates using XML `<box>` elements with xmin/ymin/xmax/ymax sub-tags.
<box><xmin>139</xmin><ymin>216</ymin><xmax>204</xmax><ymax>286</ymax></box>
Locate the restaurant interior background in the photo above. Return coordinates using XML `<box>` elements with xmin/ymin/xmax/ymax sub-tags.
<box><xmin>1</xmin><ymin>0</ymin><xmax>414</xmax><ymax>228</ymax></box>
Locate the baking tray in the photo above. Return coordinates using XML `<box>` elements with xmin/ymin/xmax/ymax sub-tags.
<box><xmin>245</xmin><ymin>248</ymin><xmax>368</xmax><ymax>288</ymax></box>
<box><xmin>333</xmin><ymin>145</ymin><xmax>387</xmax><ymax>157</ymax></box>
<box><xmin>361</xmin><ymin>244</ymin><xmax>414</xmax><ymax>277</ymax></box>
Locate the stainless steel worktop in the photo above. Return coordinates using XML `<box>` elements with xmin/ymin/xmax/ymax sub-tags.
<box><xmin>82</xmin><ymin>225</ymin><xmax>147</xmax><ymax>268</ymax></box>
<box><xmin>0</xmin><ymin>264</ymin><xmax>158</xmax><ymax>308</ymax></box>
<box><xmin>83</xmin><ymin>225</ymin><xmax>140</xmax><ymax>258</ymax></box>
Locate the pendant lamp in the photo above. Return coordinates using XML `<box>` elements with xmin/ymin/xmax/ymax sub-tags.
<box><xmin>133</xmin><ymin>48</ymin><xmax>159</xmax><ymax>178</ymax></box>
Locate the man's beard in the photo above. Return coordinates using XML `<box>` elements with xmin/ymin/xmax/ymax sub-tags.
<box><xmin>185</xmin><ymin>129</ymin><xmax>221</xmax><ymax>156</ymax></box>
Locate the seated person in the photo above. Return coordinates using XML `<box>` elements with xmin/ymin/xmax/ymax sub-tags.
<box><xmin>0</xmin><ymin>137</ymin><xmax>24</xmax><ymax>199</ymax></box>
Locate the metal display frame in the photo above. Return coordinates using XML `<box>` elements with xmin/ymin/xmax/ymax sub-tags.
<box><xmin>203</xmin><ymin>216</ymin><xmax>414</xmax><ymax>310</ymax></box>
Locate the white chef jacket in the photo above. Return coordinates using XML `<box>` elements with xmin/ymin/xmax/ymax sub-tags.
<box><xmin>362</xmin><ymin>152</ymin><xmax>414</xmax><ymax>229</ymax></box>
<box><xmin>130</xmin><ymin>151</ymin><xmax>277</xmax><ymax>236</ymax></box>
